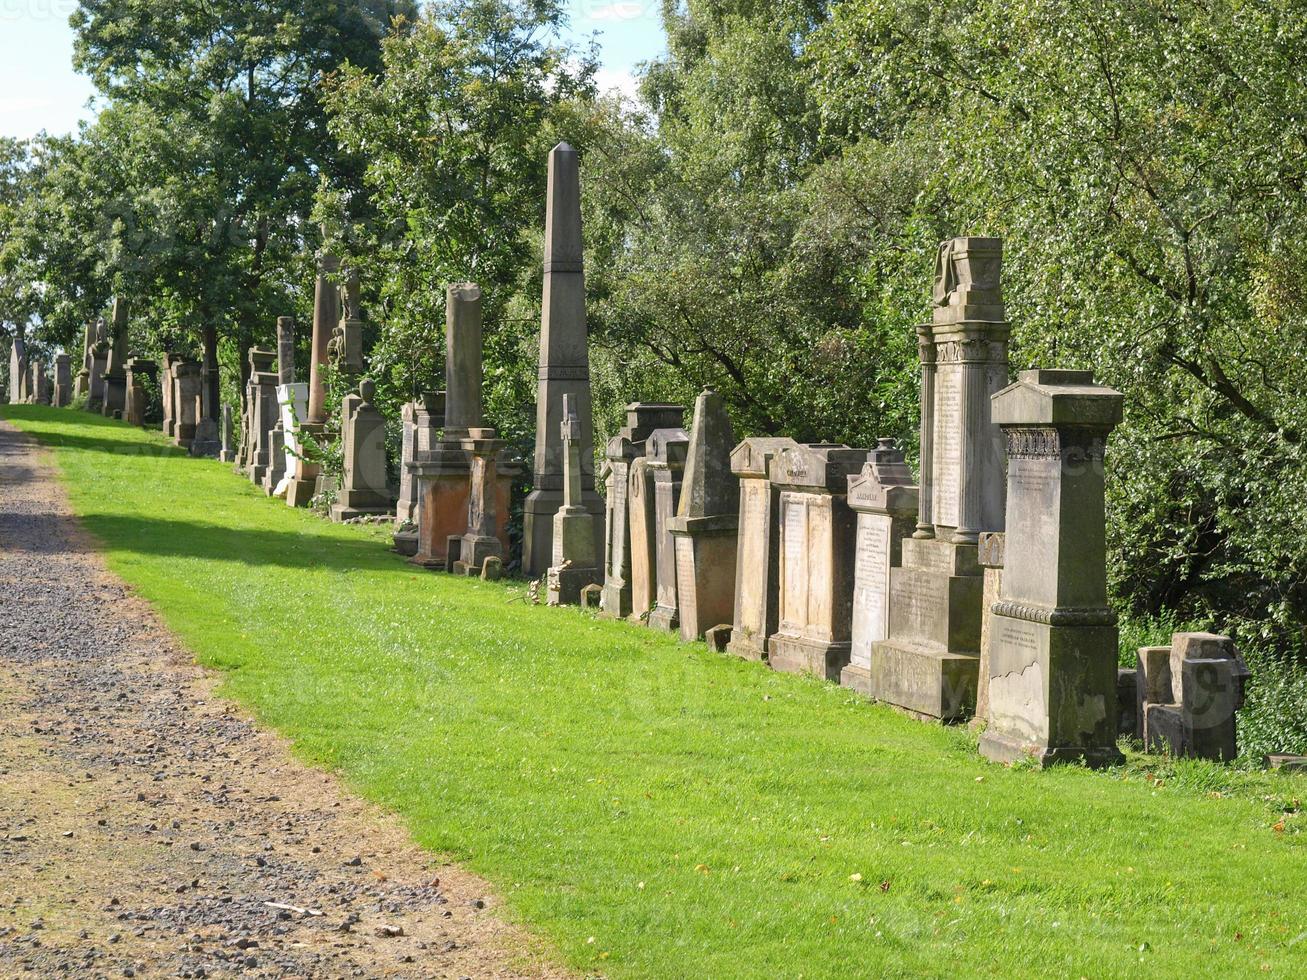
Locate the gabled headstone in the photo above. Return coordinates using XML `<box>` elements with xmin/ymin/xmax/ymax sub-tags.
<box><xmin>767</xmin><ymin>442</ymin><xmax>866</xmax><ymax>680</ymax></box>
<box><xmin>331</xmin><ymin>379</ymin><xmax>392</xmax><ymax>521</ymax></box>
<box><xmin>979</xmin><ymin>369</ymin><xmax>1124</xmax><ymax>767</ymax></box>
<box><xmin>644</xmin><ymin>427</ymin><xmax>690</xmax><ymax>631</ymax></box>
<box><xmin>727</xmin><ymin>437</ymin><xmax>798</xmax><ymax>661</ymax></box>
<box><xmin>667</xmin><ymin>391</ymin><xmax>741</xmax><ymax>642</ymax></box>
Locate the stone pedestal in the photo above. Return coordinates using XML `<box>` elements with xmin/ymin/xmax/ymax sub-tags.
<box><xmin>53</xmin><ymin>354</ymin><xmax>72</xmax><ymax>408</ymax></box>
<box><xmin>395</xmin><ymin>395</ymin><xmax>443</xmax><ymax>555</ymax></box>
<box><xmin>870</xmin><ymin>237</ymin><xmax>1010</xmax><ymax>720</ymax></box>
<box><xmin>978</xmin><ymin>370</ymin><xmax>1125</xmax><ymax>768</ymax></box>
<box><xmin>173</xmin><ymin>362</ymin><xmax>201</xmax><ymax>449</ymax></box>
<box><xmin>767</xmin><ymin>443</ymin><xmax>866</xmax><ymax>681</ymax></box>
<box><xmin>643</xmin><ymin>427</ymin><xmax>690</xmax><ymax>631</ymax></box>
<box><xmin>330</xmin><ymin>269</ymin><xmax>366</xmax><ymax>375</ymax></box>
<box><xmin>841</xmin><ymin>439</ymin><xmax>919</xmax><ymax>695</ymax></box>
<box><xmin>410</xmin><ymin>443</ymin><xmax>471</xmax><ymax>570</ymax></box>
<box><xmin>522</xmin><ymin>144</ymin><xmax>604</xmax><ymax>576</ymax></box>
<box><xmin>547</xmin><ymin>395</ymin><xmax>602</xmax><ymax>605</ymax></box>
<box><xmin>725</xmin><ymin>438</ymin><xmax>797</xmax><ymax>660</ymax></box>
<box><xmin>600</xmin><ymin>403</ymin><xmax>686</xmax><ymax>619</ymax></box>
<box><xmin>219</xmin><ymin>404</ymin><xmax>237</xmax><ymax>463</ymax></box>
<box><xmin>331</xmin><ymin>379</ymin><xmax>392</xmax><ymax>522</ymax></box>
<box><xmin>452</xmin><ymin>431</ymin><xmax>518</xmax><ymax>575</ymax></box>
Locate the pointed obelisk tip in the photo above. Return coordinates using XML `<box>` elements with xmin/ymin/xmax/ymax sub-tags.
<box><xmin>553</xmin><ymin>141</ymin><xmax>575</xmax><ymax>155</ymax></box>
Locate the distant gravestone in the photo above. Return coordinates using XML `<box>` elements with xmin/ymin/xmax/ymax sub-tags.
<box><xmin>600</xmin><ymin>403</ymin><xmax>686</xmax><ymax>619</ymax></box>
<box><xmin>979</xmin><ymin>369</ymin><xmax>1124</xmax><ymax>768</ymax></box>
<box><xmin>667</xmin><ymin>390</ymin><xmax>740</xmax><ymax>643</ymax></box>
<box><xmin>124</xmin><ymin>357</ymin><xmax>156</xmax><ymax>426</ymax></box>
<box><xmin>331</xmin><ymin>379</ymin><xmax>392</xmax><ymax>522</ymax></box>
<box><xmin>1138</xmin><ymin>632</ymin><xmax>1250</xmax><ymax>762</ymax></box>
<box><xmin>160</xmin><ymin>353</ymin><xmax>179</xmax><ymax>438</ymax></box>
<box><xmin>643</xmin><ymin>427</ymin><xmax>690</xmax><ymax>631</ymax></box>
<box><xmin>53</xmin><ymin>354</ymin><xmax>72</xmax><ymax>408</ymax></box>
<box><xmin>73</xmin><ymin>322</ymin><xmax>93</xmax><ymax>400</ymax></box>
<box><xmin>454</xmin><ymin>429</ymin><xmax>512</xmax><ymax>575</ymax></box>
<box><xmin>546</xmin><ymin>394</ymin><xmax>602</xmax><ymax>605</ymax></box>
<box><xmin>726</xmin><ymin>437</ymin><xmax>797</xmax><ymax>661</ymax></box>
<box><xmin>8</xmin><ymin>335</ymin><xmax>26</xmax><ymax>405</ymax></box>
<box><xmin>219</xmin><ymin>404</ymin><xmax>237</xmax><ymax>463</ymax></box>
<box><xmin>265</xmin><ymin>317</ymin><xmax>303</xmax><ymax>495</ymax></box>
<box><xmin>626</xmin><ymin>457</ymin><xmax>658</xmax><ymax>623</ymax></box>
<box><xmin>973</xmin><ymin>531</ymin><xmax>1006</xmax><ymax>725</ymax></box>
<box><xmin>87</xmin><ymin>318</ymin><xmax>109</xmax><ymax>413</ymax></box>
<box><xmin>245</xmin><ymin>350</ymin><xmax>279</xmax><ymax>480</ymax></box>
<box><xmin>842</xmin><ymin>439</ymin><xmax>919</xmax><ymax>695</ymax></box>
<box><xmin>767</xmin><ymin>442</ymin><xmax>866</xmax><ymax>681</ymax></box>
<box><xmin>392</xmin><ymin>401</ymin><xmax>422</xmax><ymax>555</ymax></box>
<box><xmin>101</xmin><ymin>297</ymin><xmax>129</xmax><ymax>418</ymax></box>
<box><xmin>173</xmin><ymin>361</ymin><xmax>202</xmax><ymax>449</ymax></box>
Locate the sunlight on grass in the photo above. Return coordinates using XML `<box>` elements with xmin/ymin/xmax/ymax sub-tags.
<box><xmin>6</xmin><ymin>405</ymin><xmax>1306</xmax><ymax>978</ymax></box>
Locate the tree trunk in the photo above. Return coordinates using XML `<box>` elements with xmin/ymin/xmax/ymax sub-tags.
<box><xmin>201</xmin><ymin>324</ymin><xmax>220</xmax><ymax>422</ymax></box>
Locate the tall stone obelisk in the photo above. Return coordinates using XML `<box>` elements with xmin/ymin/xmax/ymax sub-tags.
<box><xmin>522</xmin><ymin>142</ymin><xmax>604</xmax><ymax>577</ymax></box>
<box><xmin>285</xmin><ymin>253</ymin><xmax>338</xmax><ymax>507</ymax></box>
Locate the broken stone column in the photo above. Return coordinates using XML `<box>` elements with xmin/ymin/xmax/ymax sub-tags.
<box><xmin>522</xmin><ymin>143</ymin><xmax>605</xmax><ymax>577</ymax></box>
<box><xmin>453</xmin><ymin>431</ymin><xmax>517</xmax><ymax>576</ymax></box>
<box><xmin>173</xmin><ymin>361</ymin><xmax>201</xmax><ymax>449</ymax></box>
<box><xmin>644</xmin><ymin>427</ymin><xmax>691</xmax><ymax>630</ymax></box>
<box><xmin>842</xmin><ymin>439</ymin><xmax>919</xmax><ymax>695</ymax></box>
<box><xmin>1138</xmin><ymin>632</ymin><xmax>1250</xmax><ymax>762</ymax></box>
<box><xmin>546</xmin><ymin>394</ymin><xmax>602</xmax><ymax>604</ymax></box>
<box><xmin>124</xmin><ymin>357</ymin><xmax>156</xmax><ymax>426</ymax></box>
<box><xmin>667</xmin><ymin>391</ymin><xmax>741</xmax><ymax>642</ymax></box>
<box><xmin>331</xmin><ymin>379</ymin><xmax>392</xmax><ymax>522</ymax></box>
<box><xmin>870</xmin><ymin>237</ymin><xmax>1010</xmax><ymax>720</ymax></box>
<box><xmin>978</xmin><ymin>369</ymin><xmax>1124</xmax><ymax>768</ymax></box>
<box><xmin>53</xmin><ymin>354</ymin><xmax>72</xmax><ymax>407</ymax></box>
<box><xmin>726</xmin><ymin>437</ymin><xmax>798</xmax><ymax>661</ymax></box>
<box><xmin>600</xmin><ymin>403</ymin><xmax>687</xmax><ymax>619</ymax></box>
<box><xmin>87</xmin><ymin>318</ymin><xmax>109</xmax><ymax>413</ymax></box>
<box><xmin>767</xmin><ymin>443</ymin><xmax>866</xmax><ymax>681</ymax></box>
<box><xmin>101</xmin><ymin>298</ymin><xmax>129</xmax><ymax>418</ymax></box>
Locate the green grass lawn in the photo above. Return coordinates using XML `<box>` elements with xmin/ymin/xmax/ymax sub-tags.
<box><xmin>5</xmin><ymin>404</ymin><xmax>1305</xmax><ymax>978</ymax></box>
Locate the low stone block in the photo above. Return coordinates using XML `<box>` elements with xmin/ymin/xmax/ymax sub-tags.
<box><xmin>481</xmin><ymin>556</ymin><xmax>503</xmax><ymax>582</ymax></box>
<box><xmin>580</xmin><ymin>583</ymin><xmax>603</xmax><ymax>609</ymax></box>
<box><xmin>704</xmin><ymin>625</ymin><xmax>732</xmax><ymax>653</ymax></box>
<box><xmin>869</xmin><ymin>642</ymin><xmax>978</xmax><ymax>721</ymax></box>
<box><xmin>1117</xmin><ymin>668</ymin><xmax>1138</xmax><ymax>738</ymax></box>
<box><xmin>1266</xmin><ymin>754</ymin><xmax>1307</xmax><ymax>772</ymax></box>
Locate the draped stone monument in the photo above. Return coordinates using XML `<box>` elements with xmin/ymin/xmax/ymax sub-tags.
<box><xmin>667</xmin><ymin>391</ymin><xmax>740</xmax><ymax>642</ymax></box>
<box><xmin>53</xmin><ymin>354</ymin><xmax>72</xmax><ymax>407</ymax></box>
<box><xmin>329</xmin><ymin>268</ymin><xmax>366</xmax><ymax>375</ymax></box>
<box><xmin>726</xmin><ymin>437</ymin><xmax>797</xmax><ymax>661</ymax></box>
<box><xmin>979</xmin><ymin>369</ymin><xmax>1124</xmax><ymax>767</ymax></box>
<box><xmin>546</xmin><ymin>394</ymin><xmax>602</xmax><ymax>604</ymax></box>
<box><xmin>841</xmin><ymin>439</ymin><xmax>919</xmax><ymax>695</ymax></box>
<box><xmin>101</xmin><ymin>298</ymin><xmax>129</xmax><ymax>418</ymax></box>
<box><xmin>600</xmin><ymin>403</ymin><xmax>687</xmax><ymax>619</ymax></box>
<box><xmin>644</xmin><ymin>427</ymin><xmax>690</xmax><ymax>631</ymax></box>
<box><xmin>869</xmin><ymin>237</ymin><xmax>1010</xmax><ymax>720</ymax></box>
<box><xmin>331</xmin><ymin>379</ymin><xmax>392</xmax><ymax>522</ymax></box>
<box><xmin>522</xmin><ymin>143</ymin><xmax>604</xmax><ymax>577</ymax></box>
<box><xmin>767</xmin><ymin>443</ymin><xmax>866</xmax><ymax>680</ymax></box>
<box><xmin>285</xmin><ymin>253</ymin><xmax>338</xmax><ymax>507</ymax></box>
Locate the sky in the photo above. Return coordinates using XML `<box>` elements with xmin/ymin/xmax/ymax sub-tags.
<box><xmin>0</xmin><ymin>1</ymin><xmax>667</xmax><ymax>141</ymax></box>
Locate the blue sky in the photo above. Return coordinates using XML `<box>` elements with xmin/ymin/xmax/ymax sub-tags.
<box><xmin>0</xmin><ymin>1</ymin><xmax>667</xmax><ymax>141</ymax></box>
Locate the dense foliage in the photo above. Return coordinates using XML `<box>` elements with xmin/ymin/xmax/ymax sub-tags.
<box><xmin>1</xmin><ymin>0</ymin><xmax>1305</xmax><ymax>752</ymax></box>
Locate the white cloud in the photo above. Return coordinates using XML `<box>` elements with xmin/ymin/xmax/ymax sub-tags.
<box><xmin>594</xmin><ymin>68</ymin><xmax>640</xmax><ymax>101</ymax></box>
<box><xmin>582</xmin><ymin>2</ymin><xmax>655</xmax><ymax>24</ymax></box>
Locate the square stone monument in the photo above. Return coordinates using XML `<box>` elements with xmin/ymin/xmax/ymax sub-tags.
<box><xmin>667</xmin><ymin>390</ymin><xmax>741</xmax><ymax>642</ymax></box>
<box><xmin>331</xmin><ymin>379</ymin><xmax>392</xmax><ymax>522</ymax></box>
<box><xmin>841</xmin><ymin>439</ymin><xmax>919</xmax><ymax>695</ymax></box>
<box><xmin>452</xmin><ymin>429</ymin><xmax>519</xmax><ymax>576</ymax></box>
<box><xmin>726</xmin><ymin>437</ymin><xmax>799</xmax><ymax>661</ymax></box>
<box><xmin>978</xmin><ymin>369</ymin><xmax>1125</xmax><ymax>767</ymax></box>
<box><xmin>173</xmin><ymin>361</ymin><xmax>202</xmax><ymax>449</ymax></box>
<box><xmin>643</xmin><ymin>426</ymin><xmax>691</xmax><ymax>631</ymax></box>
<box><xmin>600</xmin><ymin>403</ymin><xmax>687</xmax><ymax>619</ymax></box>
<box><xmin>53</xmin><ymin>354</ymin><xmax>72</xmax><ymax>407</ymax></box>
<box><xmin>869</xmin><ymin>237</ymin><xmax>1010</xmax><ymax>720</ymax></box>
<box><xmin>546</xmin><ymin>394</ymin><xmax>602</xmax><ymax>604</ymax></box>
<box><xmin>767</xmin><ymin>442</ymin><xmax>866</xmax><ymax>680</ymax></box>
<box><xmin>244</xmin><ymin>349</ymin><xmax>279</xmax><ymax>482</ymax></box>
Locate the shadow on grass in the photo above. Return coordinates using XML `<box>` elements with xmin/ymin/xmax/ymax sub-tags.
<box><xmin>3</xmin><ymin>405</ymin><xmax>184</xmax><ymax>457</ymax></box>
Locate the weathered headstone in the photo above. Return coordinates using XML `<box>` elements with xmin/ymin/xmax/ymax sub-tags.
<box><xmin>392</xmin><ymin>401</ymin><xmax>422</xmax><ymax>555</ymax></box>
<box><xmin>869</xmin><ymin>237</ymin><xmax>1010</xmax><ymax>720</ymax></box>
<box><xmin>626</xmin><ymin>456</ymin><xmax>658</xmax><ymax>623</ymax></box>
<box><xmin>124</xmin><ymin>357</ymin><xmax>156</xmax><ymax>426</ymax></box>
<box><xmin>101</xmin><ymin>297</ymin><xmax>129</xmax><ymax>418</ymax></box>
<box><xmin>7</xmin><ymin>334</ymin><xmax>26</xmax><ymax>405</ymax></box>
<box><xmin>842</xmin><ymin>439</ymin><xmax>919</xmax><ymax>695</ymax></box>
<box><xmin>73</xmin><ymin>322</ymin><xmax>93</xmax><ymax>400</ymax></box>
<box><xmin>329</xmin><ymin>268</ymin><xmax>365</xmax><ymax>375</ymax></box>
<box><xmin>973</xmin><ymin>531</ymin><xmax>1006</xmax><ymax>725</ymax></box>
<box><xmin>87</xmin><ymin>318</ymin><xmax>109</xmax><ymax>413</ymax></box>
<box><xmin>160</xmin><ymin>353</ymin><xmax>179</xmax><ymax>437</ymax></box>
<box><xmin>644</xmin><ymin>427</ymin><xmax>691</xmax><ymax>631</ymax></box>
<box><xmin>243</xmin><ymin>349</ymin><xmax>278</xmax><ymax>480</ymax></box>
<box><xmin>173</xmin><ymin>360</ymin><xmax>202</xmax><ymax>449</ymax></box>
<box><xmin>31</xmin><ymin>358</ymin><xmax>51</xmax><ymax>405</ymax></box>
<box><xmin>262</xmin><ymin>317</ymin><xmax>300</xmax><ymax>493</ymax></box>
<box><xmin>600</xmin><ymin>403</ymin><xmax>687</xmax><ymax>619</ymax></box>
<box><xmin>453</xmin><ymin>430</ymin><xmax>514</xmax><ymax>576</ymax></box>
<box><xmin>331</xmin><ymin>379</ymin><xmax>392</xmax><ymax>521</ymax></box>
<box><xmin>285</xmin><ymin>253</ymin><xmax>338</xmax><ymax>507</ymax></box>
<box><xmin>1138</xmin><ymin>632</ymin><xmax>1250</xmax><ymax>762</ymax></box>
<box><xmin>726</xmin><ymin>437</ymin><xmax>799</xmax><ymax>661</ymax></box>
<box><xmin>667</xmin><ymin>391</ymin><xmax>740</xmax><ymax>642</ymax></box>
<box><xmin>53</xmin><ymin>354</ymin><xmax>72</xmax><ymax>408</ymax></box>
<box><xmin>546</xmin><ymin>394</ymin><xmax>602</xmax><ymax>604</ymax></box>
<box><xmin>978</xmin><ymin>369</ymin><xmax>1124</xmax><ymax>767</ymax></box>
<box><xmin>767</xmin><ymin>443</ymin><xmax>866</xmax><ymax>680</ymax></box>
<box><xmin>522</xmin><ymin>143</ymin><xmax>605</xmax><ymax>577</ymax></box>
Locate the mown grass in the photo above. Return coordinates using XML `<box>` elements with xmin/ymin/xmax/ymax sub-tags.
<box><xmin>5</xmin><ymin>403</ymin><xmax>1306</xmax><ymax>978</ymax></box>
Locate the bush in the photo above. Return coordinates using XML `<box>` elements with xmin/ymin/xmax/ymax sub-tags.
<box><xmin>1238</xmin><ymin>652</ymin><xmax>1307</xmax><ymax>760</ymax></box>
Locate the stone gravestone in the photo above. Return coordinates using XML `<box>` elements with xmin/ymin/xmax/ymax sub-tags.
<box><xmin>243</xmin><ymin>350</ymin><xmax>278</xmax><ymax>481</ymax></box>
<box><xmin>219</xmin><ymin>404</ymin><xmax>236</xmax><ymax>463</ymax></box>
<box><xmin>74</xmin><ymin>322</ymin><xmax>93</xmax><ymax>400</ymax></box>
<box><xmin>285</xmin><ymin>252</ymin><xmax>338</xmax><ymax>507</ymax></box>
<box><xmin>1137</xmin><ymin>632</ymin><xmax>1250</xmax><ymax>762</ymax></box>
<box><xmin>522</xmin><ymin>143</ymin><xmax>604</xmax><ymax>577</ymax></box>
<box><xmin>331</xmin><ymin>379</ymin><xmax>392</xmax><ymax>522</ymax></box>
<box><xmin>626</xmin><ymin>456</ymin><xmax>658</xmax><ymax>623</ymax></box>
<box><xmin>191</xmin><ymin>381</ymin><xmax>223</xmax><ymax>457</ymax></box>
<box><xmin>600</xmin><ymin>403</ymin><xmax>687</xmax><ymax>619</ymax></box>
<box><xmin>644</xmin><ymin>426</ymin><xmax>691</xmax><ymax>631</ymax></box>
<box><xmin>7</xmin><ymin>334</ymin><xmax>26</xmax><ymax>404</ymax></box>
<box><xmin>86</xmin><ymin>318</ymin><xmax>109</xmax><ymax>413</ymax></box>
<box><xmin>101</xmin><ymin>297</ymin><xmax>129</xmax><ymax>418</ymax></box>
<box><xmin>160</xmin><ymin>354</ymin><xmax>178</xmax><ymax>437</ymax></box>
<box><xmin>124</xmin><ymin>357</ymin><xmax>156</xmax><ymax>425</ymax></box>
<box><xmin>31</xmin><ymin>358</ymin><xmax>51</xmax><ymax>405</ymax></box>
<box><xmin>973</xmin><ymin>531</ymin><xmax>1006</xmax><ymax>726</ymax></box>
<box><xmin>329</xmin><ymin>268</ymin><xmax>366</xmax><ymax>375</ymax></box>
<box><xmin>173</xmin><ymin>361</ymin><xmax>202</xmax><ymax>450</ymax></box>
<box><xmin>260</xmin><ymin>319</ymin><xmax>292</xmax><ymax>489</ymax></box>
<box><xmin>667</xmin><ymin>391</ymin><xmax>741</xmax><ymax>642</ymax></box>
<box><xmin>392</xmin><ymin>401</ymin><xmax>422</xmax><ymax>555</ymax></box>
<box><xmin>453</xmin><ymin>429</ymin><xmax>515</xmax><ymax>576</ymax></box>
<box><xmin>53</xmin><ymin>354</ymin><xmax>72</xmax><ymax>408</ymax></box>
<box><xmin>767</xmin><ymin>443</ymin><xmax>866</xmax><ymax>681</ymax></box>
<box><xmin>841</xmin><ymin>439</ymin><xmax>919</xmax><ymax>695</ymax></box>
<box><xmin>546</xmin><ymin>394</ymin><xmax>602</xmax><ymax>604</ymax></box>
<box><xmin>978</xmin><ymin>369</ymin><xmax>1124</xmax><ymax>767</ymax></box>
<box><xmin>869</xmin><ymin>237</ymin><xmax>1010</xmax><ymax>720</ymax></box>
<box><xmin>726</xmin><ymin>437</ymin><xmax>799</xmax><ymax>661</ymax></box>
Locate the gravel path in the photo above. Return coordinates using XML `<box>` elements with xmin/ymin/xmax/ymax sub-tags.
<box><xmin>0</xmin><ymin>419</ymin><xmax>567</xmax><ymax>980</ymax></box>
